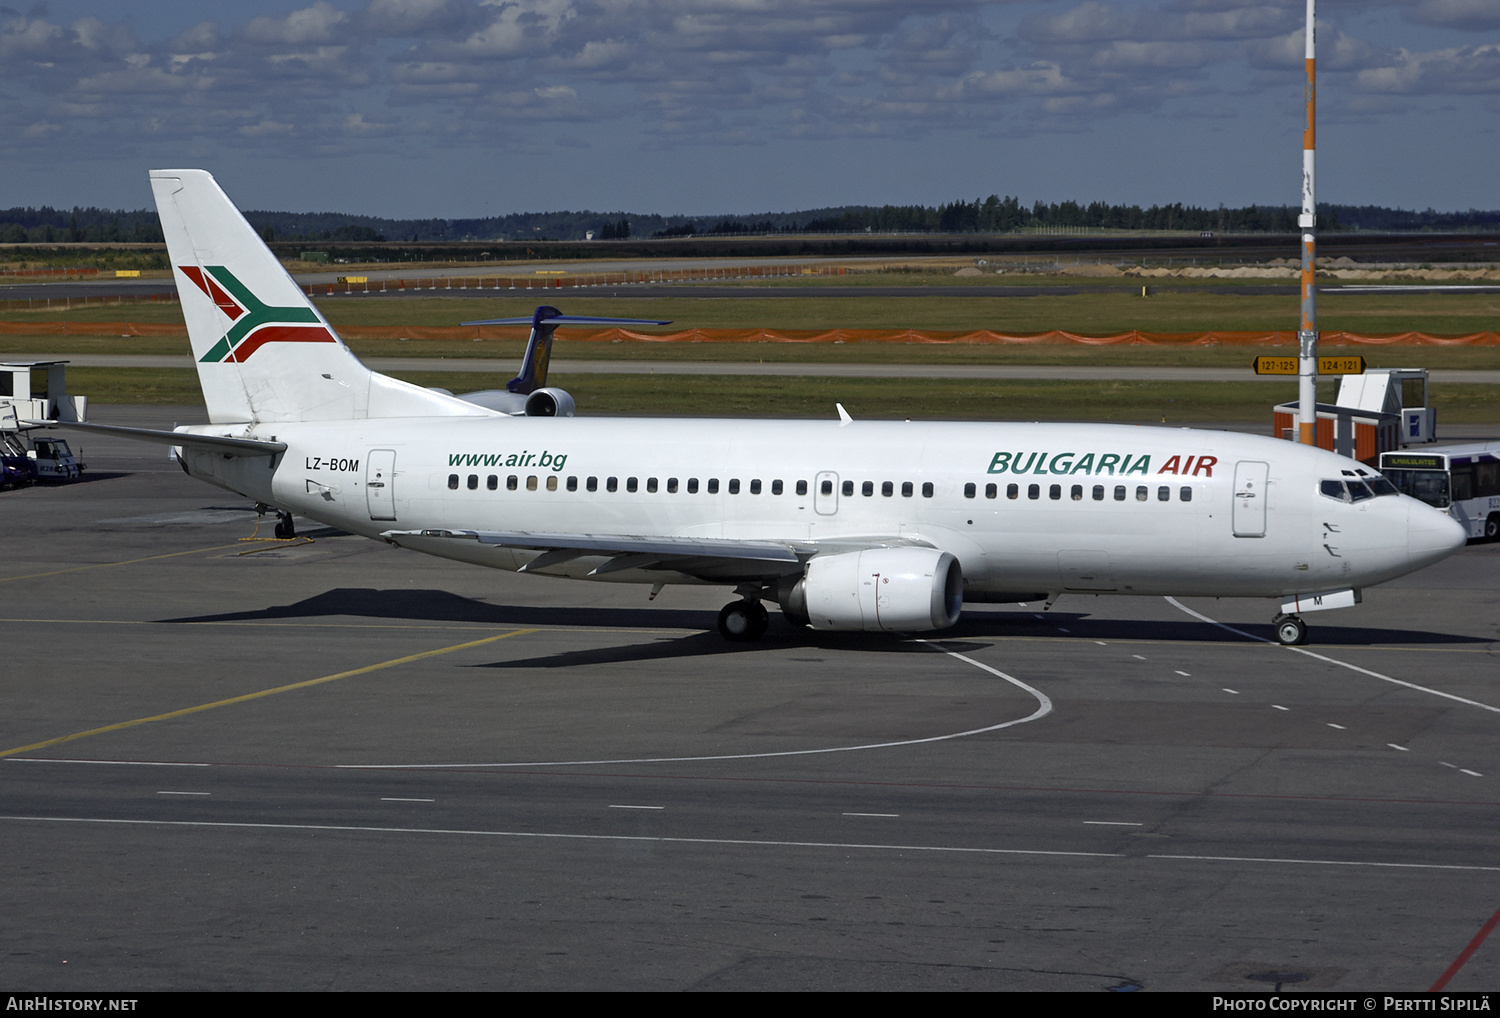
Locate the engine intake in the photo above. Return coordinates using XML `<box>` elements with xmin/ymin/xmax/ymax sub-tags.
<box><xmin>524</xmin><ymin>387</ymin><xmax>576</xmax><ymax>417</ymax></box>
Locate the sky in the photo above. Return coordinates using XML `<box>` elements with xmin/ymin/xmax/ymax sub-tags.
<box><xmin>2</xmin><ymin>1</ymin><xmax>1498</xmax><ymax>218</ymax></box>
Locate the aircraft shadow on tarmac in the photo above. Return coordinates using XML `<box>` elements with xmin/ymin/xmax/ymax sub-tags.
<box><xmin>161</xmin><ymin>587</ymin><xmax>1487</xmax><ymax>666</ymax></box>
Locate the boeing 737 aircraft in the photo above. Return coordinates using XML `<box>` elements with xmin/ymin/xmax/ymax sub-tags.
<box><xmin>35</xmin><ymin>170</ymin><xmax>1468</xmax><ymax>645</ymax></box>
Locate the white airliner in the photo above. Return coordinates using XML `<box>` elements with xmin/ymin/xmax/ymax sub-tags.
<box><xmin>37</xmin><ymin>170</ymin><xmax>1467</xmax><ymax>645</ymax></box>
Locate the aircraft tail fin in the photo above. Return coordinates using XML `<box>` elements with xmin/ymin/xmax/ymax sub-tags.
<box><xmin>151</xmin><ymin>169</ymin><xmax>486</xmax><ymax>424</ymax></box>
<box><xmin>461</xmin><ymin>307</ymin><xmax>672</xmax><ymax>396</ymax></box>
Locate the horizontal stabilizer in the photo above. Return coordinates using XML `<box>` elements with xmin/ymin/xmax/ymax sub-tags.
<box><xmin>24</xmin><ymin>420</ymin><xmax>286</xmax><ymax>456</ymax></box>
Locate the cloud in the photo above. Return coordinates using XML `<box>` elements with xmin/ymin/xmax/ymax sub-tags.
<box><xmin>1356</xmin><ymin>44</ymin><xmax>1500</xmax><ymax>94</ymax></box>
<box><xmin>1408</xmin><ymin>0</ymin><xmax>1500</xmax><ymax>32</ymax></box>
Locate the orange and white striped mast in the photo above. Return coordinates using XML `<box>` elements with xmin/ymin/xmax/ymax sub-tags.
<box><xmin>1298</xmin><ymin>0</ymin><xmax>1318</xmax><ymax>444</ymax></box>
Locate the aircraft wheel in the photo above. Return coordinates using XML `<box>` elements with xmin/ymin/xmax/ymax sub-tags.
<box><xmin>1485</xmin><ymin>513</ymin><xmax>1499</xmax><ymax>542</ymax></box>
<box><xmin>274</xmin><ymin>512</ymin><xmax>296</xmax><ymax>540</ymax></box>
<box><xmin>1274</xmin><ymin>614</ymin><xmax>1308</xmax><ymax>646</ymax></box>
<box><xmin>718</xmin><ymin>600</ymin><xmax>768</xmax><ymax>642</ymax></box>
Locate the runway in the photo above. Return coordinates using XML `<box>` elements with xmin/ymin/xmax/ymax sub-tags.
<box><xmin>3</xmin><ymin>408</ymin><xmax>1499</xmax><ymax>991</ymax></box>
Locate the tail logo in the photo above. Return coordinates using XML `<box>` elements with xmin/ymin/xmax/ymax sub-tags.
<box><xmin>179</xmin><ymin>265</ymin><xmax>336</xmax><ymax>363</ymax></box>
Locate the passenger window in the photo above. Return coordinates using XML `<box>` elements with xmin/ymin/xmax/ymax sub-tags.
<box><xmin>728</xmin><ymin>478</ymin><xmax>740</xmax><ymax>494</ymax></box>
<box><xmin>964</xmin><ymin>482</ymin><xmax>976</xmax><ymax>499</ymax></box>
<box><xmin>627</xmin><ymin>477</ymin><xmax>638</xmax><ymax>493</ymax></box>
<box><xmin>882</xmin><ymin>481</ymin><xmax>893</xmax><ymax>497</ymax></box>
<box><xmin>526</xmin><ymin>475</ymin><xmax>537</xmax><ymax>491</ymax></box>
<box><xmin>688</xmin><ymin>477</ymin><xmax>699</xmax><ymax>494</ymax></box>
<box><xmin>1180</xmin><ymin>486</ymin><xmax>1192</xmax><ymax>502</ymax></box>
<box><xmin>797</xmin><ymin>480</ymin><xmax>809</xmax><ymax>496</ymax></box>
<box><xmin>863</xmin><ymin>481</ymin><xmax>874</xmax><ymax>496</ymax></box>
<box><xmin>1028</xmin><ymin>484</ymin><xmax>1040</xmax><ymax>499</ymax></box>
<box><xmin>487</xmin><ymin>474</ymin><xmax>497</xmax><ymax>490</ymax></box>
<box><xmin>842</xmin><ymin>480</ymin><xmax>854</xmax><ymax>497</ymax></box>
<box><xmin>647</xmin><ymin>477</ymin><xmax>658</xmax><ymax>493</ymax></box>
<box><xmin>819</xmin><ymin>480</ymin><xmax>831</xmax><ymax>496</ymax></box>
<box><xmin>1049</xmin><ymin>484</ymin><xmax>1061</xmax><ymax>500</ymax></box>
<box><xmin>468</xmin><ymin>474</ymin><xmax>479</xmax><ymax>490</ymax></box>
<box><xmin>772</xmin><ymin>480</ymin><xmax>783</xmax><ymax>495</ymax></box>
<box><xmin>750</xmin><ymin>479</ymin><xmax>761</xmax><ymax>495</ymax></box>
<box><xmin>1114</xmin><ymin>485</ymin><xmax>1126</xmax><ymax>501</ymax></box>
<box><xmin>1092</xmin><ymin>485</ymin><xmax>1104</xmax><ymax>500</ymax></box>
<box><xmin>922</xmin><ymin>482</ymin><xmax>933</xmax><ymax>498</ymax></box>
<box><xmin>508</xmin><ymin>475</ymin><xmax>519</xmax><ymax>491</ymax></box>
<box><xmin>448</xmin><ymin>473</ymin><xmax>459</xmax><ymax>490</ymax></box>
<box><xmin>1007</xmin><ymin>483</ymin><xmax>1018</xmax><ymax>499</ymax></box>
<box><xmin>902</xmin><ymin>481</ymin><xmax>914</xmax><ymax>497</ymax></box>
<box><xmin>708</xmin><ymin>478</ymin><xmax>719</xmax><ymax>494</ymax></box>
<box><xmin>1158</xmin><ymin>485</ymin><xmax>1170</xmax><ymax>501</ymax></box>
<box><xmin>667</xmin><ymin>477</ymin><xmax>678</xmax><ymax>493</ymax></box>
<box><xmin>984</xmin><ymin>483</ymin><xmax>996</xmax><ymax>499</ymax></box>
<box><xmin>586</xmin><ymin>476</ymin><xmax>597</xmax><ymax>492</ymax></box>
<box><xmin>567</xmin><ymin>476</ymin><xmax>578</xmax><ymax>492</ymax></box>
<box><xmin>547</xmin><ymin>476</ymin><xmax>558</xmax><ymax>491</ymax></box>
<box><xmin>1071</xmin><ymin>484</ymin><xmax>1083</xmax><ymax>501</ymax></box>
<box><xmin>607</xmin><ymin>476</ymin><xmax>618</xmax><ymax>492</ymax></box>
<box><xmin>1136</xmin><ymin>486</ymin><xmax>1148</xmax><ymax>501</ymax></box>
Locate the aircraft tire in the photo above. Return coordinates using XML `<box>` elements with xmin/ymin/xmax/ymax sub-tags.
<box><xmin>1274</xmin><ymin>614</ymin><xmax>1308</xmax><ymax>646</ymax></box>
<box><xmin>718</xmin><ymin>600</ymin><xmax>768</xmax><ymax>642</ymax></box>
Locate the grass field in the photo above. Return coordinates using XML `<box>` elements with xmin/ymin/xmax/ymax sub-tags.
<box><xmin>6</xmin><ymin>269</ymin><xmax>1496</xmax><ymax>421</ymax></box>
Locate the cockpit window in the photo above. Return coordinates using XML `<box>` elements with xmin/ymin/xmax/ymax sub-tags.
<box><xmin>1347</xmin><ymin>480</ymin><xmax>1375</xmax><ymax>502</ymax></box>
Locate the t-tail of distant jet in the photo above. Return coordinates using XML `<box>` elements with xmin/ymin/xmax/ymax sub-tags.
<box><xmin>150</xmin><ymin>169</ymin><xmax>489</xmax><ymax>425</ymax></box>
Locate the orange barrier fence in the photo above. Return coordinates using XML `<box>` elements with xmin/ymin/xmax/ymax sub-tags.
<box><xmin>3</xmin><ymin>321</ymin><xmax>1500</xmax><ymax>345</ymax></box>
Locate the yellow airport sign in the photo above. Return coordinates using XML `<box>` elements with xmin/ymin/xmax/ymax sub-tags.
<box><xmin>337</xmin><ymin>276</ymin><xmax>368</xmax><ymax>284</ymax></box>
<box><xmin>1252</xmin><ymin>355</ymin><xmax>1366</xmax><ymax>376</ymax></box>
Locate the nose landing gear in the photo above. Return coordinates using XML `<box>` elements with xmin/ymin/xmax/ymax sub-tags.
<box><xmin>717</xmin><ymin>599</ymin><xmax>769</xmax><ymax>642</ymax></box>
<box><xmin>1273</xmin><ymin>613</ymin><xmax>1308</xmax><ymax>646</ymax></box>
<box><xmin>273</xmin><ymin>510</ymin><xmax>296</xmax><ymax>540</ymax></box>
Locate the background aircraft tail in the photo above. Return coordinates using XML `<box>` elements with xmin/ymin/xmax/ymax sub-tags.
<box><xmin>150</xmin><ymin>169</ymin><xmax>487</xmax><ymax>424</ymax></box>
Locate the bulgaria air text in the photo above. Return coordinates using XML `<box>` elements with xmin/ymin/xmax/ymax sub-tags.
<box><xmin>988</xmin><ymin>452</ymin><xmax>1217</xmax><ymax>477</ymax></box>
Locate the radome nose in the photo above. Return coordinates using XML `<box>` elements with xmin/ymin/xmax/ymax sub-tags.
<box><xmin>1407</xmin><ymin>500</ymin><xmax>1468</xmax><ymax>569</ymax></box>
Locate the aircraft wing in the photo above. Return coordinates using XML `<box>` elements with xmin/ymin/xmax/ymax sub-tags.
<box><xmin>381</xmin><ymin>527</ymin><xmax>808</xmax><ymax>581</ymax></box>
<box><xmin>22</xmin><ymin>420</ymin><xmax>286</xmax><ymax>456</ymax></box>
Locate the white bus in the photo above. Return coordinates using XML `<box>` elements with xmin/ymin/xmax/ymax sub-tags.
<box><xmin>1380</xmin><ymin>443</ymin><xmax>1500</xmax><ymax>542</ymax></box>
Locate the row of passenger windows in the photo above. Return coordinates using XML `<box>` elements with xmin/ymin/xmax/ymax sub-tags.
<box><xmin>446</xmin><ymin>473</ymin><xmax>1193</xmax><ymax>503</ymax></box>
<box><xmin>446</xmin><ymin>474</ymin><xmax>941</xmax><ymax>497</ymax></box>
<box><xmin>965</xmin><ymin>481</ymin><xmax>1194</xmax><ymax>503</ymax></box>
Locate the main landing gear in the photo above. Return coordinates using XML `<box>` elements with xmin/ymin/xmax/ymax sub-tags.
<box><xmin>718</xmin><ymin>599</ymin><xmax>769</xmax><ymax>642</ymax></box>
<box><xmin>1273</xmin><ymin>613</ymin><xmax>1308</xmax><ymax>646</ymax></box>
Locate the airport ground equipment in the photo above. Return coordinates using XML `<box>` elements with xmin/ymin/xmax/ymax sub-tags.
<box><xmin>1</xmin><ymin>361</ymin><xmax>86</xmax><ymax>482</ymax></box>
<box><xmin>1274</xmin><ymin>368</ymin><xmax>1433</xmax><ymax>464</ymax></box>
<box><xmin>1380</xmin><ymin>443</ymin><xmax>1500</xmax><ymax>541</ymax></box>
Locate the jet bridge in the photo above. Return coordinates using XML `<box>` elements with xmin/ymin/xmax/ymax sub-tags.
<box><xmin>1274</xmin><ymin>367</ymin><xmax>1433</xmax><ymax>465</ymax></box>
<box><xmin>0</xmin><ymin>361</ymin><xmax>87</xmax><ymax>429</ymax></box>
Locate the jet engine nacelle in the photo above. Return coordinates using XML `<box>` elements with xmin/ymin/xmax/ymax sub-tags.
<box><xmin>524</xmin><ymin>387</ymin><xmax>576</xmax><ymax>417</ymax></box>
<box><xmin>782</xmin><ymin>547</ymin><xmax>962</xmax><ymax>632</ymax></box>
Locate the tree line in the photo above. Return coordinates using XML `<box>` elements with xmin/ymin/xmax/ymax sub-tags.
<box><xmin>4</xmin><ymin>198</ymin><xmax>1498</xmax><ymax>246</ymax></box>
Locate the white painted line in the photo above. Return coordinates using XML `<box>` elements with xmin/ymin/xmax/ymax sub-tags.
<box><xmin>1441</xmin><ymin>762</ymin><xmax>1457</xmax><ymax>769</ymax></box>
<box><xmin>8</xmin><ymin>815</ymin><xmax>1500</xmax><ymax>873</ymax></box>
<box><xmin>1461</xmin><ymin>770</ymin><xmax>1483</xmax><ymax>777</ymax></box>
<box><xmin>156</xmin><ymin>790</ymin><xmax>209</xmax><ymax>796</ymax></box>
<box><xmin>7</xmin><ymin>758</ymin><xmax>211</xmax><ymax>767</ymax></box>
<box><xmin>1273</xmin><ymin>705</ymin><xmax>1290</xmax><ymax>711</ymax></box>
<box><xmin>1165</xmin><ymin>597</ymin><xmax>1500</xmax><ymax>715</ymax></box>
<box><xmin>1223</xmin><ymin>688</ymin><xmax>1240</xmax><ymax>695</ymax></box>
<box><xmin>1058</xmin><ymin>627</ymin><xmax>1070</xmax><ymax>633</ymax></box>
<box><xmin>1132</xmin><ymin>654</ymin><xmax>1146</xmax><ymax>660</ymax></box>
<box><xmin>1175</xmin><ymin>670</ymin><xmax>1191</xmax><ymax>677</ymax></box>
<box><xmin>381</xmin><ymin>797</ymin><xmax>435</xmax><ymax>802</ymax></box>
<box><xmin>843</xmin><ymin>812</ymin><xmax>899</xmax><ymax>818</ymax></box>
<box><xmin>1083</xmin><ymin>821</ymin><xmax>1144</xmax><ymax>827</ymax></box>
<box><xmin>1094</xmin><ymin>641</ymin><xmax>1107</xmax><ymax>646</ymax></box>
<box><xmin>337</xmin><ymin>640</ymin><xmax>1055</xmax><ymax>770</ymax></box>
<box><xmin>1389</xmin><ymin>744</ymin><xmax>1409</xmax><ymax>751</ymax></box>
<box><xmin>609</xmin><ymin>804</ymin><xmax>664</xmax><ymax>810</ymax></box>
<box><xmin>0</xmin><ymin>815</ymin><xmax>1119</xmax><ymax>861</ymax></box>
<box><xmin>1327</xmin><ymin>724</ymin><xmax>1347</xmax><ymax>730</ymax></box>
